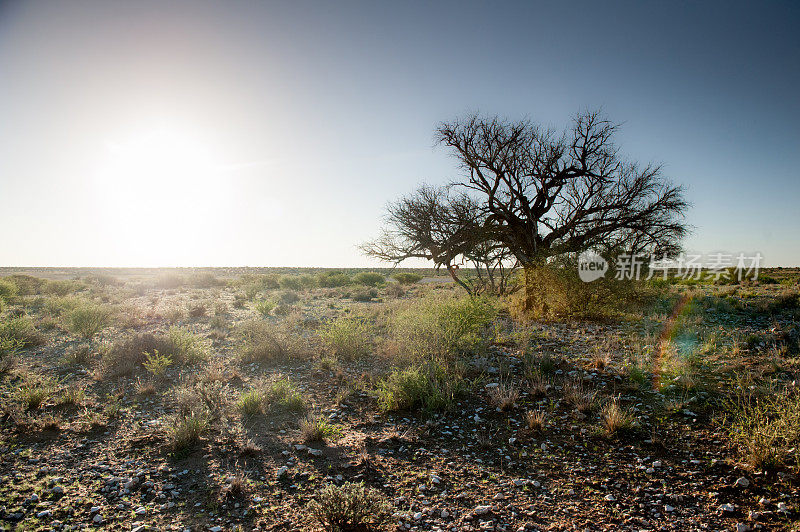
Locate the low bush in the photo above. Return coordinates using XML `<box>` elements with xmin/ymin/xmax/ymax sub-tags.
<box><xmin>353</xmin><ymin>272</ymin><xmax>384</xmax><ymax>287</ymax></box>
<box><xmin>376</xmin><ymin>362</ymin><xmax>465</xmax><ymax>413</ymax></box>
<box><xmin>392</xmin><ymin>272</ymin><xmax>422</xmax><ymax>285</ymax></box>
<box><xmin>0</xmin><ymin>316</ymin><xmax>45</xmax><ymax>348</ymax></box>
<box><xmin>317</xmin><ymin>271</ymin><xmax>351</xmax><ymax>288</ymax></box>
<box><xmin>722</xmin><ymin>387</ymin><xmax>800</xmax><ymax>470</ymax></box>
<box><xmin>98</xmin><ymin>333</ymin><xmax>173</xmax><ymax>378</ymax></box>
<box><xmin>278</xmin><ymin>290</ymin><xmax>300</xmax><ymax>305</ymax></box>
<box><xmin>0</xmin><ymin>278</ymin><xmax>18</xmax><ymax>301</ymax></box>
<box><xmin>237</xmin><ymin>320</ymin><xmax>310</xmax><ymax>363</ymax></box>
<box><xmin>67</xmin><ymin>302</ymin><xmax>113</xmax><ymax>338</ymax></box>
<box><xmin>309</xmin><ymin>482</ymin><xmax>392</xmax><ymax>532</ymax></box>
<box><xmin>255</xmin><ymin>299</ymin><xmax>276</xmax><ymax>317</ymax></box>
<box><xmin>279</xmin><ymin>275</ymin><xmax>303</xmax><ymax>291</ymax></box>
<box><xmin>320</xmin><ymin>316</ymin><xmax>374</xmax><ymax>360</ymax></box>
<box><xmin>167</xmin><ymin>326</ymin><xmax>209</xmax><ymax>364</ymax></box>
<box><xmin>143</xmin><ymin>350</ymin><xmax>172</xmax><ymax>378</ymax></box>
<box><xmin>391</xmin><ymin>294</ymin><xmax>497</xmax><ymax>361</ymax></box>
<box><xmin>299</xmin><ymin>415</ymin><xmax>339</xmax><ymax>443</ymax></box>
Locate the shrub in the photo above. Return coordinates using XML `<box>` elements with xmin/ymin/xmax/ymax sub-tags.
<box><xmin>353</xmin><ymin>272</ymin><xmax>384</xmax><ymax>287</ymax></box>
<box><xmin>600</xmin><ymin>397</ymin><xmax>637</xmax><ymax>436</ymax></box>
<box><xmin>299</xmin><ymin>415</ymin><xmax>339</xmax><ymax>444</ymax></box>
<box><xmin>309</xmin><ymin>482</ymin><xmax>392</xmax><ymax>532</ymax></box>
<box><xmin>237</xmin><ymin>320</ymin><xmax>310</xmax><ymax>363</ymax></box>
<box><xmin>351</xmin><ymin>289</ymin><xmax>377</xmax><ymax>302</ymax></box>
<box><xmin>59</xmin><ymin>385</ymin><xmax>86</xmax><ymax>406</ymax></box>
<box><xmin>487</xmin><ymin>382</ymin><xmax>519</xmax><ymax>411</ymax></box>
<box><xmin>298</xmin><ymin>274</ymin><xmax>317</xmax><ymax>289</ymax></box>
<box><xmin>376</xmin><ymin>362</ymin><xmax>465</xmax><ymax>413</ymax></box>
<box><xmin>236</xmin><ymin>388</ymin><xmax>265</xmax><ymax>417</ymax></box>
<box><xmin>0</xmin><ymin>278</ymin><xmax>18</xmax><ymax>301</ymax></box>
<box><xmin>317</xmin><ymin>271</ymin><xmax>351</xmax><ymax>288</ymax></box>
<box><xmin>255</xmin><ymin>299</ymin><xmax>276</xmax><ymax>317</ymax></box>
<box><xmin>188</xmin><ymin>303</ymin><xmax>207</xmax><ymax>318</ymax></box>
<box><xmin>723</xmin><ymin>387</ymin><xmax>800</xmax><ymax>470</ymax></box>
<box><xmin>168</xmin><ymin>412</ymin><xmax>208</xmax><ymax>452</ymax></box>
<box><xmin>525</xmin><ymin>409</ymin><xmax>546</xmax><ymax>431</ymax></box>
<box><xmin>67</xmin><ymin>303</ymin><xmax>113</xmax><ymax>338</ymax></box>
<box><xmin>278</xmin><ymin>290</ymin><xmax>300</xmax><ymax>305</ymax></box>
<box><xmin>320</xmin><ymin>316</ymin><xmax>374</xmax><ymax>360</ymax></box>
<box><xmin>98</xmin><ymin>333</ymin><xmax>173</xmax><ymax>378</ymax></box>
<box><xmin>391</xmin><ymin>295</ymin><xmax>497</xmax><ymax>361</ymax></box>
<box><xmin>279</xmin><ymin>275</ymin><xmax>303</xmax><ymax>291</ymax></box>
<box><xmin>143</xmin><ymin>350</ymin><xmax>172</xmax><ymax>378</ymax></box>
<box><xmin>392</xmin><ymin>272</ymin><xmax>422</xmax><ymax>285</ymax></box>
<box><xmin>265</xmin><ymin>377</ymin><xmax>306</xmax><ymax>413</ymax></box>
<box><xmin>0</xmin><ymin>316</ymin><xmax>45</xmax><ymax>348</ymax></box>
<box><xmin>167</xmin><ymin>326</ymin><xmax>208</xmax><ymax>364</ymax></box>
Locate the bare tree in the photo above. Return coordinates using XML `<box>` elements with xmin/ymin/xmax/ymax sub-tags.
<box><xmin>361</xmin><ymin>185</ymin><xmax>509</xmax><ymax>295</ymax></box>
<box><xmin>435</xmin><ymin>110</ymin><xmax>688</xmax><ymax>312</ymax></box>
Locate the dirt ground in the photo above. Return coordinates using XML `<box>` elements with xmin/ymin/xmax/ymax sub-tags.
<box><xmin>0</xmin><ymin>269</ymin><xmax>798</xmax><ymax>531</ymax></box>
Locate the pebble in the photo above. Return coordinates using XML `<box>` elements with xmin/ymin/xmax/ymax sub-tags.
<box><xmin>276</xmin><ymin>466</ymin><xmax>289</xmax><ymax>478</ymax></box>
<box><xmin>474</xmin><ymin>505</ymin><xmax>492</xmax><ymax>516</ymax></box>
<box><xmin>734</xmin><ymin>476</ymin><xmax>750</xmax><ymax>488</ymax></box>
<box><xmin>720</xmin><ymin>503</ymin><xmax>735</xmax><ymax>513</ymax></box>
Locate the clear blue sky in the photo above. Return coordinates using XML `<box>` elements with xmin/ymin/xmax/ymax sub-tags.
<box><xmin>1</xmin><ymin>0</ymin><xmax>798</xmax><ymax>267</ymax></box>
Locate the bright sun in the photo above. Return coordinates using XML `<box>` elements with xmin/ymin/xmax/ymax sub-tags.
<box><xmin>94</xmin><ymin>125</ymin><xmax>229</xmax><ymax>266</ymax></box>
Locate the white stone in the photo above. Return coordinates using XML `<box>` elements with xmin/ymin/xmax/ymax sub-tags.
<box><xmin>474</xmin><ymin>505</ymin><xmax>491</xmax><ymax>516</ymax></box>
<box><xmin>604</xmin><ymin>494</ymin><xmax>616</xmax><ymax>502</ymax></box>
<box><xmin>734</xmin><ymin>477</ymin><xmax>750</xmax><ymax>488</ymax></box>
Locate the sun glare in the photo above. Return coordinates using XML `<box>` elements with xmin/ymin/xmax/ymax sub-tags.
<box><xmin>94</xmin><ymin>125</ymin><xmax>229</xmax><ymax>266</ymax></box>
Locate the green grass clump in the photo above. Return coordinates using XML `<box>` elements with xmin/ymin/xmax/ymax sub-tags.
<box><xmin>255</xmin><ymin>299</ymin><xmax>276</xmax><ymax>317</ymax></box>
<box><xmin>309</xmin><ymin>482</ymin><xmax>392</xmax><ymax>532</ymax></box>
<box><xmin>168</xmin><ymin>413</ymin><xmax>209</xmax><ymax>452</ymax></box>
<box><xmin>320</xmin><ymin>316</ymin><xmax>374</xmax><ymax>360</ymax></box>
<box><xmin>167</xmin><ymin>326</ymin><xmax>208</xmax><ymax>364</ymax></box>
<box><xmin>236</xmin><ymin>388</ymin><xmax>265</xmax><ymax>417</ymax></box>
<box><xmin>0</xmin><ymin>316</ymin><xmax>45</xmax><ymax>348</ymax></box>
<box><xmin>353</xmin><ymin>271</ymin><xmax>384</xmax><ymax>287</ymax></box>
<box><xmin>265</xmin><ymin>377</ymin><xmax>307</xmax><ymax>413</ymax></box>
<box><xmin>392</xmin><ymin>272</ymin><xmax>422</xmax><ymax>285</ymax></box>
<box><xmin>391</xmin><ymin>294</ymin><xmax>497</xmax><ymax>361</ymax></box>
<box><xmin>376</xmin><ymin>362</ymin><xmax>465</xmax><ymax>413</ymax></box>
<box><xmin>299</xmin><ymin>415</ymin><xmax>340</xmax><ymax>443</ymax></box>
<box><xmin>723</xmin><ymin>387</ymin><xmax>800</xmax><ymax>470</ymax></box>
<box><xmin>67</xmin><ymin>302</ymin><xmax>113</xmax><ymax>338</ymax></box>
<box><xmin>17</xmin><ymin>378</ymin><xmax>56</xmax><ymax>410</ymax></box>
<box><xmin>278</xmin><ymin>275</ymin><xmax>303</xmax><ymax>290</ymax></box>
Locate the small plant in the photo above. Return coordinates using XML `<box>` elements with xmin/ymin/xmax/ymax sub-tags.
<box><xmin>600</xmin><ymin>397</ymin><xmax>637</xmax><ymax>437</ymax></box>
<box><xmin>143</xmin><ymin>350</ymin><xmax>172</xmax><ymax>379</ymax></box>
<box><xmin>255</xmin><ymin>299</ymin><xmax>276</xmax><ymax>317</ymax></box>
<box><xmin>0</xmin><ymin>316</ymin><xmax>45</xmax><ymax>348</ymax></box>
<box><xmin>67</xmin><ymin>303</ymin><xmax>113</xmax><ymax>338</ymax></box>
<box><xmin>525</xmin><ymin>409</ymin><xmax>546</xmax><ymax>431</ymax></box>
<box><xmin>63</xmin><ymin>344</ymin><xmax>92</xmax><ymax>365</ymax></box>
<box><xmin>317</xmin><ymin>271</ymin><xmax>351</xmax><ymax>288</ymax></box>
<box><xmin>488</xmin><ymin>382</ymin><xmax>519</xmax><ymax>411</ymax></box>
<box><xmin>167</xmin><ymin>326</ymin><xmax>208</xmax><ymax>364</ymax></box>
<box><xmin>376</xmin><ymin>363</ymin><xmax>464</xmax><ymax>413</ymax></box>
<box><xmin>320</xmin><ymin>316</ymin><xmax>374</xmax><ymax>360</ymax></box>
<box><xmin>168</xmin><ymin>412</ymin><xmax>209</xmax><ymax>451</ymax></box>
<box><xmin>0</xmin><ymin>278</ymin><xmax>18</xmax><ymax>301</ymax></box>
<box><xmin>58</xmin><ymin>385</ymin><xmax>85</xmax><ymax>406</ymax></box>
<box><xmin>309</xmin><ymin>481</ymin><xmax>392</xmax><ymax>532</ymax></box>
<box><xmin>265</xmin><ymin>377</ymin><xmax>307</xmax><ymax>413</ymax></box>
<box><xmin>299</xmin><ymin>415</ymin><xmax>339</xmax><ymax>444</ymax></box>
<box><xmin>564</xmin><ymin>379</ymin><xmax>598</xmax><ymax>414</ymax></box>
<box><xmin>17</xmin><ymin>380</ymin><xmax>54</xmax><ymax>410</ymax></box>
<box><xmin>236</xmin><ymin>388</ymin><xmax>265</xmax><ymax>417</ymax></box>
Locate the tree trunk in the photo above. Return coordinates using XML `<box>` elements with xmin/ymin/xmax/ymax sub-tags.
<box><xmin>522</xmin><ymin>263</ymin><xmax>549</xmax><ymax>317</ymax></box>
<box><xmin>446</xmin><ymin>264</ymin><xmax>473</xmax><ymax>296</ymax></box>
